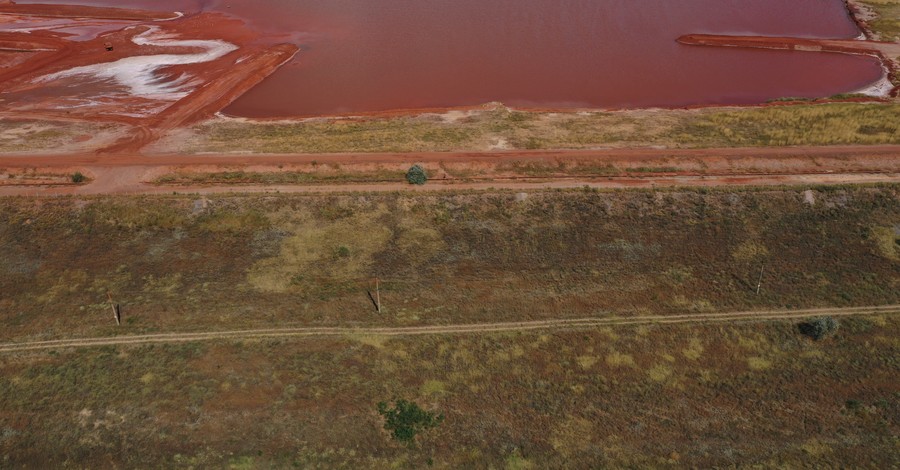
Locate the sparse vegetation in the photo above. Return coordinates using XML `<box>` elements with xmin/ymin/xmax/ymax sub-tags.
<box><xmin>70</xmin><ymin>172</ymin><xmax>86</xmax><ymax>184</ymax></box>
<box><xmin>0</xmin><ymin>187</ymin><xmax>896</xmax><ymax>467</ymax></box>
<box><xmin>0</xmin><ymin>120</ymin><xmax>124</xmax><ymax>153</ymax></box>
<box><xmin>0</xmin><ymin>315</ymin><xmax>895</xmax><ymax>467</ymax></box>
<box><xmin>169</xmin><ymin>104</ymin><xmax>900</xmax><ymax>154</ymax></box>
<box><xmin>0</xmin><ymin>186</ymin><xmax>897</xmax><ymax>342</ymax></box>
<box><xmin>154</xmin><ymin>169</ymin><xmax>403</xmax><ymax>185</ymax></box>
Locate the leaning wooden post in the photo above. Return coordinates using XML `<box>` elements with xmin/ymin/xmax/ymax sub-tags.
<box><xmin>755</xmin><ymin>264</ymin><xmax>765</xmax><ymax>296</ymax></box>
<box><xmin>375</xmin><ymin>278</ymin><xmax>381</xmax><ymax>313</ymax></box>
<box><xmin>107</xmin><ymin>292</ymin><xmax>120</xmax><ymax>325</ymax></box>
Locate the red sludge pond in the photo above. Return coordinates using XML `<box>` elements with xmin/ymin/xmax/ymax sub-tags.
<box><xmin>17</xmin><ymin>0</ymin><xmax>886</xmax><ymax>117</ymax></box>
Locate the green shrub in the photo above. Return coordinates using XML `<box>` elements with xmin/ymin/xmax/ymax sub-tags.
<box><xmin>406</xmin><ymin>165</ymin><xmax>428</xmax><ymax>185</ymax></box>
<box><xmin>798</xmin><ymin>316</ymin><xmax>839</xmax><ymax>340</ymax></box>
<box><xmin>376</xmin><ymin>399</ymin><xmax>444</xmax><ymax>443</ymax></box>
<box><xmin>71</xmin><ymin>172</ymin><xmax>86</xmax><ymax>183</ymax></box>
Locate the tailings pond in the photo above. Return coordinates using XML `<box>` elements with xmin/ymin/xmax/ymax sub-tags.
<box><xmin>15</xmin><ymin>0</ymin><xmax>886</xmax><ymax>117</ymax></box>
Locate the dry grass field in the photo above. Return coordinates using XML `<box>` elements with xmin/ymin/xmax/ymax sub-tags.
<box><xmin>151</xmin><ymin>104</ymin><xmax>900</xmax><ymax>154</ymax></box>
<box><xmin>1</xmin><ymin>186</ymin><xmax>898</xmax><ymax>341</ymax></box>
<box><xmin>0</xmin><ymin>317</ymin><xmax>897</xmax><ymax>468</ymax></box>
<box><xmin>0</xmin><ymin>186</ymin><xmax>898</xmax><ymax>467</ymax></box>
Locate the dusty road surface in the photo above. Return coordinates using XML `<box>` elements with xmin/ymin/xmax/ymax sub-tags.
<box><xmin>0</xmin><ymin>145</ymin><xmax>898</xmax><ymax>195</ymax></box>
<box><xmin>1</xmin><ymin>305</ymin><xmax>897</xmax><ymax>353</ymax></box>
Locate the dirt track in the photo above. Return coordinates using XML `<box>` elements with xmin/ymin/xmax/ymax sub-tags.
<box><xmin>0</xmin><ymin>145</ymin><xmax>898</xmax><ymax>195</ymax></box>
<box><xmin>1</xmin><ymin>305</ymin><xmax>896</xmax><ymax>353</ymax></box>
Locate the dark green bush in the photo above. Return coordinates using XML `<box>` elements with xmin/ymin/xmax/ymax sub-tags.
<box><xmin>71</xmin><ymin>172</ymin><xmax>86</xmax><ymax>183</ymax></box>
<box><xmin>406</xmin><ymin>165</ymin><xmax>428</xmax><ymax>185</ymax></box>
<box><xmin>376</xmin><ymin>399</ymin><xmax>444</xmax><ymax>443</ymax></box>
<box><xmin>798</xmin><ymin>316</ymin><xmax>839</xmax><ymax>340</ymax></box>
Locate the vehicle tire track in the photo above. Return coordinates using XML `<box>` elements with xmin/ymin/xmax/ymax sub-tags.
<box><xmin>1</xmin><ymin>305</ymin><xmax>897</xmax><ymax>353</ymax></box>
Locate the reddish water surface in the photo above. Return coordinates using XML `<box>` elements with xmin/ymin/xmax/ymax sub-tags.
<box><xmin>16</xmin><ymin>0</ymin><xmax>886</xmax><ymax>117</ymax></box>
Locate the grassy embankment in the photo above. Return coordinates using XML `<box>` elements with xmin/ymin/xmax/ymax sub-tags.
<box><xmin>859</xmin><ymin>0</ymin><xmax>900</xmax><ymax>41</ymax></box>
<box><xmin>1</xmin><ymin>187</ymin><xmax>898</xmax><ymax>467</ymax></box>
<box><xmin>155</xmin><ymin>104</ymin><xmax>900</xmax><ymax>154</ymax></box>
<box><xmin>0</xmin><ymin>120</ymin><xmax>124</xmax><ymax>153</ymax></box>
<box><xmin>2</xmin><ymin>187</ymin><xmax>897</xmax><ymax>341</ymax></box>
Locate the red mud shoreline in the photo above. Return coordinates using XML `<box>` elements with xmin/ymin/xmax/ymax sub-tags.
<box><xmin>0</xmin><ymin>0</ymin><xmax>897</xmax><ymax>152</ymax></box>
<box><xmin>678</xmin><ymin>34</ymin><xmax>899</xmax><ymax>97</ymax></box>
<box><xmin>0</xmin><ymin>3</ymin><xmax>178</xmax><ymax>21</ymax></box>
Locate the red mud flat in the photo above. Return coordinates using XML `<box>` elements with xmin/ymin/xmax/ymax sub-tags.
<box><xmin>0</xmin><ymin>2</ymin><xmax>297</xmax><ymax>149</ymax></box>
<box><xmin>100</xmin><ymin>43</ymin><xmax>300</xmax><ymax>153</ymax></box>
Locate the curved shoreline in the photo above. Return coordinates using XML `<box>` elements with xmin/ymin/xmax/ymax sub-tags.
<box><xmin>677</xmin><ymin>34</ymin><xmax>899</xmax><ymax>98</ymax></box>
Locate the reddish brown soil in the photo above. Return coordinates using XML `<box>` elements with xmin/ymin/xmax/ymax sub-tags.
<box><xmin>0</xmin><ymin>31</ymin><xmax>72</xmax><ymax>83</ymax></box>
<box><xmin>0</xmin><ymin>145</ymin><xmax>897</xmax><ymax>196</ymax></box>
<box><xmin>0</xmin><ymin>3</ymin><xmax>295</xmax><ymax>146</ymax></box>
<box><xmin>98</xmin><ymin>43</ymin><xmax>299</xmax><ymax>154</ymax></box>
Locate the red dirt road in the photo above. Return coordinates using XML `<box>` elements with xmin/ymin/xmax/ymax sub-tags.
<box><xmin>3</xmin><ymin>144</ymin><xmax>899</xmax><ymax>167</ymax></box>
<box><xmin>0</xmin><ymin>145</ymin><xmax>898</xmax><ymax>195</ymax></box>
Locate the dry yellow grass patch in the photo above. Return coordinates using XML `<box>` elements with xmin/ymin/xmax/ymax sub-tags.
<box><xmin>682</xmin><ymin>338</ymin><xmax>705</xmax><ymax>360</ymax></box>
<box><xmin>606</xmin><ymin>352</ymin><xmax>635</xmax><ymax>368</ymax></box>
<box><xmin>648</xmin><ymin>364</ymin><xmax>674</xmax><ymax>382</ymax></box>
<box><xmin>871</xmin><ymin>226</ymin><xmax>900</xmax><ymax>261</ymax></box>
<box><xmin>747</xmin><ymin>357</ymin><xmax>773</xmax><ymax>371</ymax></box>
<box><xmin>248</xmin><ymin>208</ymin><xmax>392</xmax><ymax>292</ymax></box>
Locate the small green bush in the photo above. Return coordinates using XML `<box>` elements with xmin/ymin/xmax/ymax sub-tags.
<box><xmin>71</xmin><ymin>172</ymin><xmax>86</xmax><ymax>183</ymax></box>
<box><xmin>333</xmin><ymin>246</ymin><xmax>350</xmax><ymax>259</ymax></box>
<box><xmin>406</xmin><ymin>165</ymin><xmax>428</xmax><ymax>185</ymax></box>
<box><xmin>798</xmin><ymin>316</ymin><xmax>839</xmax><ymax>340</ymax></box>
<box><xmin>377</xmin><ymin>399</ymin><xmax>444</xmax><ymax>443</ymax></box>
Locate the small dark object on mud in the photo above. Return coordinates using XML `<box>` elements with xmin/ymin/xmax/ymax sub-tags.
<box><xmin>798</xmin><ymin>316</ymin><xmax>839</xmax><ymax>340</ymax></box>
<box><xmin>71</xmin><ymin>172</ymin><xmax>86</xmax><ymax>183</ymax></box>
<box><xmin>104</xmin><ymin>42</ymin><xmax>113</xmax><ymax>51</ymax></box>
<box><xmin>406</xmin><ymin>165</ymin><xmax>428</xmax><ymax>185</ymax></box>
